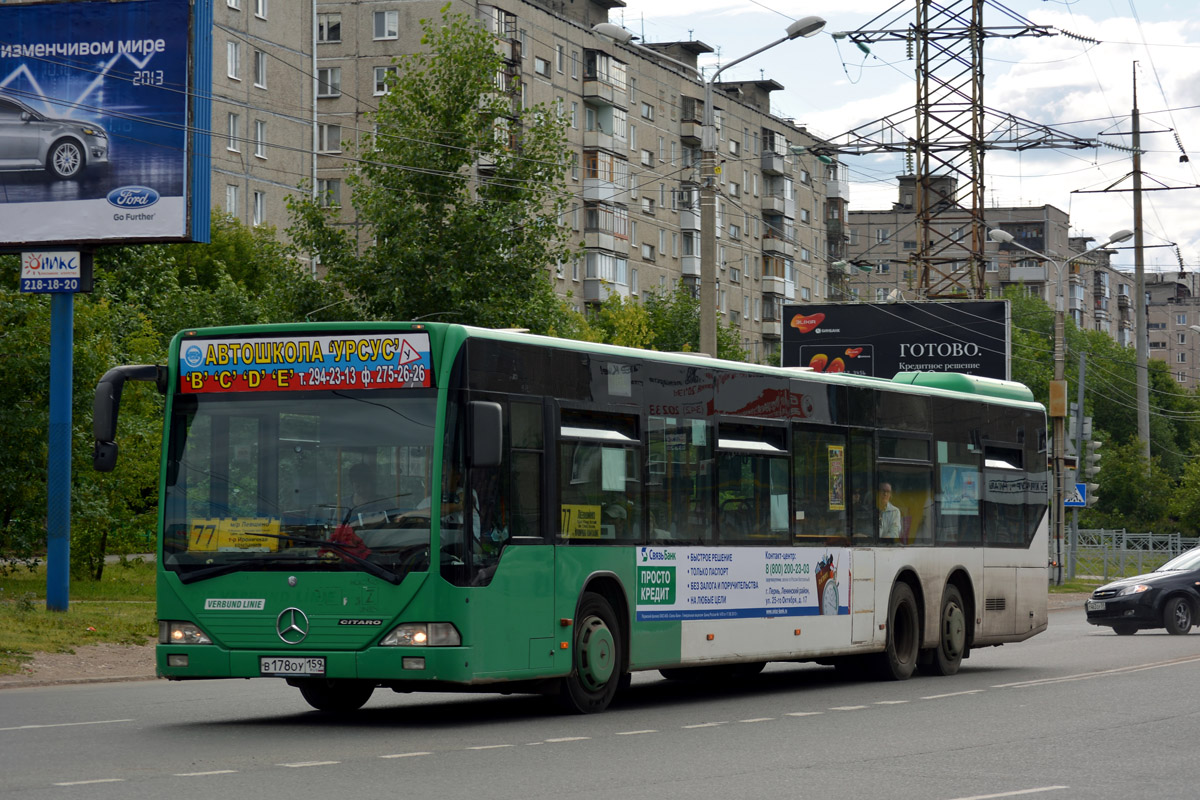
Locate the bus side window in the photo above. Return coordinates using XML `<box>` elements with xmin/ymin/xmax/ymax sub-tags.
<box><xmin>647</xmin><ymin>416</ymin><xmax>714</xmax><ymax>544</ymax></box>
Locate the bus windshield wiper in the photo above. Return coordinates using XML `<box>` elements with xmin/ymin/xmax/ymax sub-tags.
<box><xmin>175</xmin><ymin>532</ymin><xmax>401</xmax><ymax>585</ymax></box>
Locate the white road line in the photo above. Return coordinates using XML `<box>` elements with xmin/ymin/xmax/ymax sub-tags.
<box><xmin>615</xmin><ymin>729</ymin><xmax>658</xmax><ymax>735</ymax></box>
<box><xmin>683</xmin><ymin>721</ymin><xmax>728</xmax><ymax>728</ymax></box>
<box><xmin>946</xmin><ymin>786</ymin><xmax>1069</xmax><ymax>800</ymax></box>
<box><xmin>993</xmin><ymin>655</ymin><xmax>1200</xmax><ymax>689</ymax></box>
<box><xmin>279</xmin><ymin>761</ymin><xmax>340</xmax><ymax>768</ymax></box>
<box><xmin>2</xmin><ymin>718</ymin><xmax>133</xmax><ymax>732</ymax></box>
<box><xmin>921</xmin><ymin>690</ymin><xmax>984</xmax><ymax>700</ymax></box>
<box><xmin>174</xmin><ymin>770</ymin><xmax>238</xmax><ymax>777</ymax></box>
<box><xmin>380</xmin><ymin>752</ymin><xmax>431</xmax><ymax>759</ymax></box>
<box><xmin>739</xmin><ymin>717</ymin><xmax>775</xmax><ymax>723</ymax></box>
<box><xmin>545</xmin><ymin>736</ymin><xmax>590</xmax><ymax>743</ymax></box>
<box><xmin>829</xmin><ymin>705</ymin><xmax>868</xmax><ymax>711</ymax></box>
<box><xmin>467</xmin><ymin>744</ymin><xmax>515</xmax><ymax>750</ymax></box>
<box><xmin>785</xmin><ymin>711</ymin><xmax>824</xmax><ymax>717</ymax></box>
<box><xmin>875</xmin><ymin>700</ymin><xmax>910</xmax><ymax>705</ymax></box>
<box><xmin>52</xmin><ymin>779</ymin><xmax>125</xmax><ymax>786</ymax></box>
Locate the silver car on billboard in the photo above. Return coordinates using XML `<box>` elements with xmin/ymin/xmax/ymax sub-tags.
<box><xmin>0</xmin><ymin>92</ymin><xmax>109</xmax><ymax>180</ymax></box>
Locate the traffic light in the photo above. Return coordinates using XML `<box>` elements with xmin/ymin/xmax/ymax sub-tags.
<box><xmin>1084</xmin><ymin>439</ymin><xmax>1102</xmax><ymax>506</ymax></box>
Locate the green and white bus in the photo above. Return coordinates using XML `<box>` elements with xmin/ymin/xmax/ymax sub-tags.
<box><xmin>93</xmin><ymin>322</ymin><xmax>1049</xmax><ymax>713</ymax></box>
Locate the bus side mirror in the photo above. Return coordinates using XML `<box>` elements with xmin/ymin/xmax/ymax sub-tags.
<box><xmin>469</xmin><ymin>401</ymin><xmax>502</xmax><ymax>468</ymax></box>
<box><xmin>92</xmin><ymin>364</ymin><xmax>167</xmax><ymax>472</ymax></box>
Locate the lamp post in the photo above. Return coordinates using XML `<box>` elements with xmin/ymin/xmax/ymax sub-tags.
<box><xmin>988</xmin><ymin>227</ymin><xmax>1134</xmax><ymax>584</ymax></box>
<box><xmin>593</xmin><ymin>17</ymin><xmax>826</xmax><ymax>356</ymax></box>
<box><xmin>700</xmin><ymin>17</ymin><xmax>825</xmax><ymax>357</ymax></box>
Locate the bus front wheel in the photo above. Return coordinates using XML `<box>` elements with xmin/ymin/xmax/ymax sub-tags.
<box><xmin>558</xmin><ymin>592</ymin><xmax>623</xmax><ymax>714</ymax></box>
<box><xmin>294</xmin><ymin>679</ymin><xmax>375</xmax><ymax>712</ymax></box>
<box><xmin>873</xmin><ymin>582</ymin><xmax>919</xmax><ymax>681</ymax></box>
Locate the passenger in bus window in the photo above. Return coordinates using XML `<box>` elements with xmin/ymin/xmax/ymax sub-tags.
<box><xmin>877</xmin><ymin>482</ymin><xmax>902</xmax><ymax>540</ymax></box>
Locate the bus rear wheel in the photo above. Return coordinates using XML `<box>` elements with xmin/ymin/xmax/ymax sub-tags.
<box><xmin>921</xmin><ymin>584</ymin><xmax>966</xmax><ymax>676</ymax></box>
<box><xmin>294</xmin><ymin>679</ymin><xmax>375</xmax><ymax>712</ymax></box>
<box><xmin>558</xmin><ymin>592</ymin><xmax>623</xmax><ymax>714</ymax></box>
<box><xmin>873</xmin><ymin>581</ymin><xmax>919</xmax><ymax>681</ymax></box>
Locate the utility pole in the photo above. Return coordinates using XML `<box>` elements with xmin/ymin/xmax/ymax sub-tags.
<box><xmin>1132</xmin><ymin>64</ymin><xmax>1151</xmax><ymax>466</ymax></box>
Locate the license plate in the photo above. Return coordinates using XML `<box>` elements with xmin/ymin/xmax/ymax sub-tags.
<box><xmin>1087</xmin><ymin>600</ymin><xmax>1106</xmax><ymax>612</ymax></box>
<box><xmin>260</xmin><ymin>656</ymin><xmax>325</xmax><ymax>676</ymax></box>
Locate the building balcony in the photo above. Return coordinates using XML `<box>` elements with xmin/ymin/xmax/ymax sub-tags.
<box><xmin>680</xmin><ymin>207</ymin><xmax>700</xmax><ymax>231</ymax></box>
<box><xmin>1118</xmin><ymin>293</ymin><xmax>1130</xmax><ymax>310</ymax></box>
<box><xmin>583</xmin><ymin>178</ymin><xmax>621</xmax><ymax>203</ymax></box>
<box><xmin>583</xmin><ymin>278</ymin><xmax>629</xmax><ymax>304</ymax></box>
<box><xmin>681</xmin><ymin>254</ymin><xmax>700</xmax><ymax>277</ymax></box>
<box><xmin>582</xmin><ymin>79</ymin><xmax>625</xmax><ymax>108</ymax></box>
<box><xmin>762</xmin><ymin>275</ymin><xmax>787</xmax><ymax>297</ymax></box>
<box><xmin>583</xmin><ymin>130</ymin><xmax>615</xmax><ymax>151</ymax></box>
<box><xmin>762</xmin><ymin>236</ymin><xmax>792</xmax><ymax>257</ymax></box>
<box><xmin>584</xmin><ymin>231</ymin><xmax>629</xmax><ymax>253</ymax></box>
<box><xmin>762</xmin><ymin>320</ymin><xmax>782</xmax><ymax>339</ymax></box>
<box><xmin>680</xmin><ymin>120</ymin><xmax>702</xmax><ymax>144</ymax></box>
<box><xmin>825</xmin><ymin>177</ymin><xmax>849</xmax><ymax>201</ymax></box>
<box><xmin>1008</xmin><ymin>265</ymin><xmax>1047</xmax><ymax>282</ymax></box>
<box><xmin>761</xmin><ymin>152</ymin><xmax>787</xmax><ymax>175</ymax></box>
<box><xmin>760</xmin><ymin>194</ymin><xmax>789</xmax><ymax>216</ymax></box>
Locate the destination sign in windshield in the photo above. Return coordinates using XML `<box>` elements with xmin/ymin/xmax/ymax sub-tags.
<box><xmin>178</xmin><ymin>332</ymin><xmax>432</xmax><ymax>393</ymax></box>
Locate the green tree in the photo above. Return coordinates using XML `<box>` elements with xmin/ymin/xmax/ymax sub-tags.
<box><xmin>644</xmin><ymin>281</ymin><xmax>747</xmax><ymax>361</ymax></box>
<box><xmin>288</xmin><ymin>7</ymin><xmax>578</xmax><ymax>334</ymax></box>
<box><xmin>1082</xmin><ymin>438</ymin><xmax>1173</xmax><ymax>532</ymax></box>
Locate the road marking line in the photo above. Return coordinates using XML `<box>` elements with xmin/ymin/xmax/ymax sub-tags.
<box><xmin>52</xmin><ymin>779</ymin><xmax>125</xmax><ymax>786</ymax></box>
<box><xmin>174</xmin><ymin>770</ymin><xmax>238</xmax><ymax>776</ymax></box>
<box><xmin>993</xmin><ymin>654</ymin><xmax>1200</xmax><ymax>689</ymax></box>
<box><xmin>683</xmin><ymin>721</ymin><xmax>728</xmax><ymax>728</ymax></box>
<box><xmin>545</xmin><ymin>736</ymin><xmax>590</xmax><ymax>743</ymax></box>
<box><xmin>615</xmin><ymin>730</ymin><xmax>658</xmax><ymax>735</ymax></box>
<box><xmin>468</xmin><ymin>744</ymin><xmax>515</xmax><ymax>750</ymax></box>
<box><xmin>2</xmin><ymin>719</ymin><xmax>133</xmax><ymax>732</ymax></box>
<box><xmin>279</xmin><ymin>761</ymin><xmax>340</xmax><ymax>768</ymax></box>
<box><xmin>876</xmin><ymin>700</ymin><xmax>909</xmax><ymax>705</ymax></box>
<box><xmin>946</xmin><ymin>786</ymin><xmax>1069</xmax><ymax>800</ymax></box>
<box><xmin>829</xmin><ymin>705</ymin><xmax>868</xmax><ymax>711</ymax></box>
<box><xmin>921</xmin><ymin>690</ymin><xmax>984</xmax><ymax>700</ymax></box>
<box><xmin>785</xmin><ymin>711</ymin><xmax>824</xmax><ymax>717</ymax></box>
<box><xmin>739</xmin><ymin>717</ymin><xmax>775</xmax><ymax>723</ymax></box>
<box><xmin>380</xmin><ymin>752</ymin><xmax>431</xmax><ymax>759</ymax></box>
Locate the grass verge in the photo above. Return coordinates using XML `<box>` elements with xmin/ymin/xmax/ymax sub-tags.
<box><xmin>0</xmin><ymin>560</ymin><xmax>157</xmax><ymax>676</ymax></box>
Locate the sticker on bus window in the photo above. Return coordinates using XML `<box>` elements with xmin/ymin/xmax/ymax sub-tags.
<box><xmin>188</xmin><ymin>518</ymin><xmax>281</xmax><ymax>552</ymax></box>
<box><xmin>178</xmin><ymin>332</ymin><xmax>433</xmax><ymax>393</ymax></box>
<box><xmin>561</xmin><ymin>504</ymin><xmax>603</xmax><ymax>538</ymax></box>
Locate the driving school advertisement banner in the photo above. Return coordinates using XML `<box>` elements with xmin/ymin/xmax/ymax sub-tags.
<box><xmin>781</xmin><ymin>300</ymin><xmax>1009</xmax><ymax>381</ymax></box>
<box><xmin>0</xmin><ymin>0</ymin><xmax>196</xmax><ymax>244</ymax></box>
<box><xmin>179</xmin><ymin>333</ymin><xmax>433</xmax><ymax>393</ymax></box>
<box><xmin>635</xmin><ymin>546</ymin><xmax>849</xmax><ymax>621</ymax></box>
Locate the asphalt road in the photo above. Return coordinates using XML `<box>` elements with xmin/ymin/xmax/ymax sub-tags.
<box><xmin>2</xmin><ymin>605</ymin><xmax>1198</xmax><ymax>800</ymax></box>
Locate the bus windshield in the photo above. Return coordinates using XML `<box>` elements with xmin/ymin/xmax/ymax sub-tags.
<box><xmin>163</xmin><ymin>389</ymin><xmax>438</xmax><ymax>583</ymax></box>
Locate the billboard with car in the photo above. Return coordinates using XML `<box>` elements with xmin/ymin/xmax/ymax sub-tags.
<box><xmin>0</xmin><ymin>0</ymin><xmax>210</xmax><ymax>245</ymax></box>
<box><xmin>781</xmin><ymin>300</ymin><xmax>1010</xmax><ymax>381</ymax></box>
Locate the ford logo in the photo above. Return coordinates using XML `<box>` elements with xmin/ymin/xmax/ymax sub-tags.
<box><xmin>106</xmin><ymin>186</ymin><xmax>160</xmax><ymax>208</ymax></box>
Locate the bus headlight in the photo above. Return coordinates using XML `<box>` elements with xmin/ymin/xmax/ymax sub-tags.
<box><xmin>380</xmin><ymin>622</ymin><xmax>461</xmax><ymax>647</ymax></box>
<box><xmin>159</xmin><ymin>620</ymin><xmax>212</xmax><ymax>645</ymax></box>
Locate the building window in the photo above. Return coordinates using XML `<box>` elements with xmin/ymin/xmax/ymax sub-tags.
<box><xmin>254</xmin><ymin>0</ymin><xmax>266</xmax><ymax>19</ymax></box>
<box><xmin>227</xmin><ymin>0</ymin><xmax>240</xmax><ymax>8</ymax></box>
<box><xmin>225</xmin><ymin>184</ymin><xmax>238</xmax><ymax>214</ymax></box>
<box><xmin>226</xmin><ymin>113</ymin><xmax>240</xmax><ymax>151</ymax></box>
<box><xmin>729</xmin><ymin>139</ymin><xmax>740</xmax><ymax>155</ymax></box>
<box><xmin>317</xmin><ymin>67</ymin><xmax>341</xmax><ymax>97</ymax></box>
<box><xmin>641</xmin><ymin>243</ymin><xmax>656</xmax><ymax>262</ymax></box>
<box><xmin>640</xmin><ymin>149</ymin><xmax>653</xmax><ymax>167</ymax></box>
<box><xmin>534</xmin><ymin>57</ymin><xmax>550</xmax><ymax>77</ymax></box>
<box><xmin>254</xmin><ymin>120</ymin><xmax>266</xmax><ymax>158</ymax></box>
<box><xmin>317</xmin><ymin>123</ymin><xmax>341</xmax><ymax>153</ymax></box>
<box><xmin>374</xmin><ymin>66</ymin><xmax>396</xmax><ymax>95</ymax></box>
<box><xmin>373</xmin><ymin>10</ymin><xmax>397</xmax><ymax>39</ymax></box>
<box><xmin>317</xmin><ymin>178</ymin><xmax>341</xmax><ymax>208</ymax></box>
<box><xmin>641</xmin><ymin>197</ymin><xmax>655</xmax><ymax>216</ymax></box>
<box><xmin>253</xmin><ymin>49</ymin><xmax>266</xmax><ymax>88</ymax></box>
<box><xmin>1178</xmin><ymin>352</ymin><xmax>1188</xmax><ymax>364</ymax></box>
<box><xmin>875</xmin><ymin>228</ymin><xmax>889</xmax><ymax>243</ymax></box>
<box><xmin>641</xmin><ymin>101</ymin><xmax>654</xmax><ymax>120</ymax></box>
<box><xmin>571</xmin><ymin>50</ymin><xmax>579</xmax><ymax>79</ymax></box>
<box><xmin>556</xmin><ymin>44</ymin><xmax>565</xmax><ymax>73</ymax></box>
<box><xmin>570</xmin><ymin>101</ymin><xmax>578</xmax><ymax>128</ymax></box>
<box><xmin>227</xmin><ymin>41</ymin><xmax>241</xmax><ymax>80</ymax></box>
<box><xmin>317</xmin><ymin>13</ymin><xmax>340</xmax><ymax>43</ymax></box>
<box><xmin>252</xmin><ymin>191</ymin><xmax>265</xmax><ymax>226</ymax></box>
<box><xmin>1177</xmin><ymin>313</ymin><xmax>1188</xmax><ymax>326</ymax></box>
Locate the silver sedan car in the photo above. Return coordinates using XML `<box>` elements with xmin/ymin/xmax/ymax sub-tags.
<box><xmin>0</xmin><ymin>92</ymin><xmax>109</xmax><ymax>180</ymax></box>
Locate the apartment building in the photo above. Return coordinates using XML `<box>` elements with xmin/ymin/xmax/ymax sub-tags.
<box><xmin>1144</xmin><ymin>272</ymin><xmax>1200</xmax><ymax>389</ymax></box>
<box><xmin>201</xmin><ymin>0</ymin><xmax>844</xmax><ymax>362</ymax></box>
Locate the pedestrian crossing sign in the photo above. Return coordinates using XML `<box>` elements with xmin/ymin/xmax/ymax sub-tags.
<box><xmin>1064</xmin><ymin>483</ymin><xmax>1087</xmax><ymax>507</ymax></box>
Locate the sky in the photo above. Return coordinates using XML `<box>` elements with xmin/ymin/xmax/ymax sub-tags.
<box><xmin>611</xmin><ymin>0</ymin><xmax>1200</xmax><ymax>274</ymax></box>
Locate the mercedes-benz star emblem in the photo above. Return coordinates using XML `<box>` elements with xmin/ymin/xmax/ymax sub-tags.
<box><xmin>276</xmin><ymin>607</ymin><xmax>310</xmax><ymax>645</ymax></box>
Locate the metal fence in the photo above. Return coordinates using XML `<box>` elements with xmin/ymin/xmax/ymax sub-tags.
<box><xmin>1054</xmin><ymin>529</ymin><xmax>1200</xmax><ymax>581</ymax></box>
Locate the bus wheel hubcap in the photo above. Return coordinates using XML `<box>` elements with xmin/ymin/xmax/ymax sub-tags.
<box><xmin>942</xmin><ymin>603</ymin><xmax>965</xmax><ymax>659</ymax></box>
<box><xmin>577</xmin><ymin>616</ymin><xmax>615</xmax><ymax>691</ymax></box>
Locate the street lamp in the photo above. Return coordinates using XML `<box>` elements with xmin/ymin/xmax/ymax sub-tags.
<box><xmin>593</xmin><ymin>17</ymin><xmax>826</xmax><ymax>356</ymax></box>
<box><xmin>700</xmin><ymin>17</ymin><xmax>826</xmax><ymax>357</ymax></box>
<box><xmin>987</xmin><ymin>227</ymin><xmax>1134</xmax><ymax>585</ymax></box>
